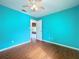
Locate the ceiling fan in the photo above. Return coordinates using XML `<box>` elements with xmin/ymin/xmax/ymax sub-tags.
<box><xmin>22</xmin><ymin>0</ymin><xmax>45</xmax><ymax>12</ymax></box>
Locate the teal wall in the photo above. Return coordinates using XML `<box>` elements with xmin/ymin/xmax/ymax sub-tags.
<box><xmin>0</xmin><ymin>5</ymin><xmax>30</xmax><ymax>50</ymax></box>
<box><xmin>0</xmin><ymin>4</ymin><xmax>79</xmax><ymax>51</ymax></box>
<box><xmin>42</xmin><ymin>5</ymin><xmax>79</xmax><ymax>49</ymax></box>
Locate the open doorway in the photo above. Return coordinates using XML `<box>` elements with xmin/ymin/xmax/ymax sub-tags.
<box><xmin>30</xmin><ymin>19</ymin><xmax>42</xmax><ymax>43</ymax></box>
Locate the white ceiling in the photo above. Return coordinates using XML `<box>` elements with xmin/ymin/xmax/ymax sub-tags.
<box><xmin>0</xmin><ymin>0</ymin><xmax>79</xmax><ymax>18</ymax></box>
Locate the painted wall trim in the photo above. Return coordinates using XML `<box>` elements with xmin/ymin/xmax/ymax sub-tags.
<box><xmin>43</xmin><ymin>40</ymin><xmax>79</xmax><ymax>51</ymax></box>
<box><xmin>0</xmin><ymin>41</ymin><xmax>30</xmax><ymax>52</ymax></box>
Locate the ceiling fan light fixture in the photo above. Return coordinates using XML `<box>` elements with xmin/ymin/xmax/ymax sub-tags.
<box><xmin>22</xmin><ymin>0</ymin><xmax>44</xmax><ymax>12</ymax></box>
<box><xmin>31</xmin><ymin>4</ymin><xmax>39</xmax><ymax>11</ymax></box>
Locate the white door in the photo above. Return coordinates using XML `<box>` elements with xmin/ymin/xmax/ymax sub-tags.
<box><xmin>37</xmin><ymin>20</ymin><xmax>42</xmax><ymax>41</ymax></box>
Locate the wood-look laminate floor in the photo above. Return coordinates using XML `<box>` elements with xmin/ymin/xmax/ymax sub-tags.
<box><xmin>0</xmin><ymin>40</ymin><xmax>79</xmax><ymax>59</ymax></box>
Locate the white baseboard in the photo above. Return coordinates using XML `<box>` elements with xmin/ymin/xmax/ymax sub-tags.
<box><xmin>42</xmin><ymin>40</ymin><xmax>79</xmax><ymax>51</ymax></box>
<box><xmin>0</xmin><ymin>41</ymin><xmax>30</xmax><ymax>52</ymax></box>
